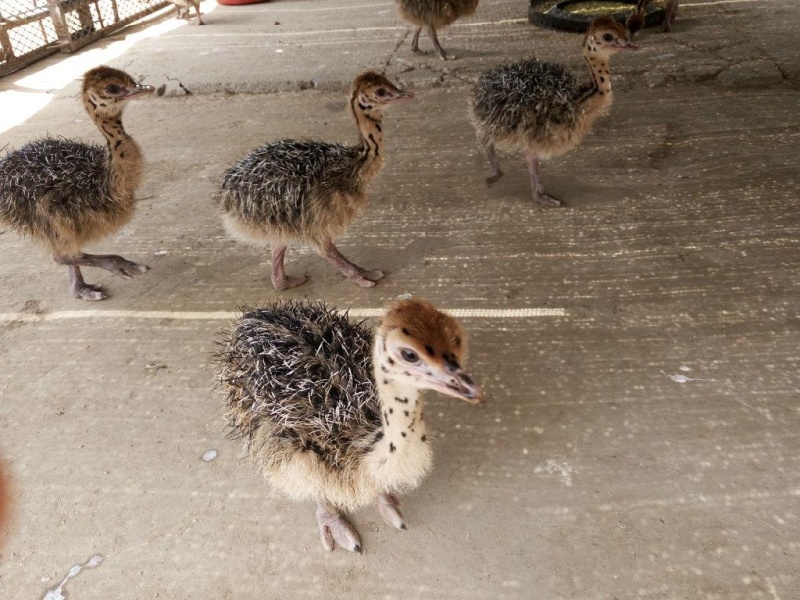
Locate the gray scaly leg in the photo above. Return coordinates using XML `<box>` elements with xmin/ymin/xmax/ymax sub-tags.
<box><xmin>428</xmin><ymin>25</ymin><xmax>455</xmax><ymax>61</ymax></box>
<box><xmin>66</xmin><ymin>265</ymin><xmax>106</xmax><ymax>301</ymax></box>
<box><xmin>523</xmin><ymin>148</ymin><xmax>562</xmax><ymax>207</ymax></box>
<box><xmin>377</xmin><ymin>493</ymin><xmax>406</xmax><ymax>530</ymax></box>
<box><xmin>482</xmin><ymin>141</ymin><xmax>504</xmax><ymax>185</ymax></box>
<box><xmin>270</xmin><ymin>244</ymin><xmax>307</xmax><ymax>290</ymax></box>
<box><xmin>319</xmin><ymin>239</ymin><xmax>384</xmax><ymax>288</ymax></box>
<box><xmin>316</xmin><ymin>499</ymin><xmax>362</xmax><ymax>553</ymax></box>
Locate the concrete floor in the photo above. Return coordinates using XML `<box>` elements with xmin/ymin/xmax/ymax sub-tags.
<box><xmin>0</xmin><ymin>0</ymin><xmax>798</xmax><ymax>598</ymax></box>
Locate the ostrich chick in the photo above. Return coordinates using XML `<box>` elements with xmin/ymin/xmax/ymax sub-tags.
<box><xmin>0</xmin><ymin>66</ymin><xmax>154</xmax><ymax>300</ymax></box>
<box><xmin>471</xmin><ymin>17</ymin><xmax>638</xmax><ymax>206</ymax></box>
<box><xmin>170</xmin><ymin>0</ymin><xmax>203</xmax><ymax>25</ymax></box>
<box><xmin>397</xmin><ymin>0</ymin><xmax>479</xmax><ymax>60</ymax></box>
<box><xmin>217</xmin><ymin>72</ymin><xmax>413</xmax><ymax>290</ymax></box>
<box><xmin>625</xmin><ymin>0</ymin><xmax>650</xmax><ymax>39</ymax></box>
<box><xmin>218</xmin><ymin>298</ymin><xmax>483</xmax><ymax>552</ymax></box>
<box><xmin>627</xmin><ymin>0</ymin><xmax>678</xmax><ymax>37</ymax></box>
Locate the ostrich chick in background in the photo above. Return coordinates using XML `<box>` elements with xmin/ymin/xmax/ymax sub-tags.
<box><xmin>170</xmin><ymin>0</ymin><xmax>204</xmax><ymax>25</ymax></box>
<box><xmin>627</xmin><ymin>0</ymin><xmax>679</xmax><ymax>37</ymax></box>
<box><xmin>396</xmin><ymin>0</ymin><xmax>479</xmax><ymax>60</ymax></box>
<box><xmin>217</xmin><ymin>72</ymin><xmax>414</xmax><ymax>290</ymax></box>
<box><xmin>471</xmin><ymin>17</ymin><xmax>638</xmax><ymax>206</ymax></box>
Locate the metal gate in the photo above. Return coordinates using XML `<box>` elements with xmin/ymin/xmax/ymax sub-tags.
<box><xmin>0</xmin><ymin>0</ymin><xmax>169</xmax><ymax>77</ymax></box>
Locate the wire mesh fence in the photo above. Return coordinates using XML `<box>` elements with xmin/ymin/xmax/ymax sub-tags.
<box><xmin>0</xmin><ymin>0</ymin><xmax>169</xmax><ymax>77</ymax></box>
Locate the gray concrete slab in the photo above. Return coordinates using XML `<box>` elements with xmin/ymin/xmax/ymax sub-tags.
<box><xmin>1</xmin><ymin>0</ymin><xmax>799</xmax><ymax>599</ymax></box>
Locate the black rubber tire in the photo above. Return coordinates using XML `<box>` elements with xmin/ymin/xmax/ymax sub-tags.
<box><xmin>529</xmin><ymin>0</ymin><xmax>666</xmax><ymax>33</ymax></box>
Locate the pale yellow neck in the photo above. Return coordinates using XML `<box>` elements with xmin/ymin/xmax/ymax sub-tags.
<box><xmin>373</xmin><ymin>342</ymin><xmax>427</xmax><ymax>450</ymax></box>
<box><xmin>583</xmin><ymin>39</ymin><xmax>613</xmax><ymax>98</ymax></box>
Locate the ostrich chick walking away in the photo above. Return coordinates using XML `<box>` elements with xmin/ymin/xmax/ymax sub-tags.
<box><xmin>397</xmin><ymin>0</ymin><xmax>479</xmax><ymax>60</ymax></box>
<box><xmin>626</xmin><ymin>0</ymin><xmax>677</xmax><ymax>37</ymax></box>
<box><xmin>0</xmin><ymin>67</ymin><xmax>154</xmax><ymax>300</ymax></box>
<box><xmin>218</xmin><ymin>298</ymin><xmax>483</xmax><ymax>552</ymax></box>
<box><xmin>217</xmin><ymin>72</ymin><xmax>413</xmax><ymax>290</ymax></box>
<box><xmin>472</xmin><ymin>17</ymin><xmax>638</xmax><ymax>206</ymax></box>
<box><xmin>170</xmin><ymin>0</ymin><xmax>204</xmax><ymax>25</ymax></box>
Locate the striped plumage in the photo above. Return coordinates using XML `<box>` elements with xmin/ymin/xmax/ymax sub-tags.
<box><xmin>397</xmin><ymin>0</ymin><xmax>479</xmax><ymax>59</ymax></box>
<box><xmin>217</xmin><ymin>71</ymin><xmax>414</xmax><ymax>291</ymax></box>
<box><xmin>471</xmin><ymin>17</ymin><xmax>638</xmax><ymax>206</ymax></box>
<box><xmin>0</xmin><ymin>66</ymin><xmax>154</xmax><ymax>300</ymax></box>
<box><xmin>217</xmin><ymin>298</ymin><xmax>483</xmax><ymax>552</ymax></box>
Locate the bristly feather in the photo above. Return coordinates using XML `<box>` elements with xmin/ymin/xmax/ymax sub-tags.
<box><xmin>0</xmin><ymin>137</ymin><xmax>114</xmax><ymax>243</ymax></box>
<box><xmin>215</xmin><ymin>140</ymin><xmax>366</xmax><ymax>238</ymax></box>
<box><xmin>397</xmin><ymin>0</ymin><xmax>479</xmax><ymax>28</ymax></box>
<box><xmin>217</xmin><ymin>300</ymin><xmax>381</xmax><ymax>471</ymax></box>
<box><xmin>472</xmin><ymin>59</ymin><xmax>586</xmax><ymax>146</ymax></box>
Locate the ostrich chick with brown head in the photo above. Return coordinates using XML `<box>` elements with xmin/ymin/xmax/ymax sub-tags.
<box><xmin>0</xmin><ymin>66</ymin><xmax>154</xmax><ymax>300</ymax></box>
<box><xmin>218</xmin><ymin>298</ymin><xmax>483</xmax><ymax>552</ymax></box>
<box><xmin>471</xmin><ymin>17</ymin><xmax>637</xmax><ymax>206</ymax></box>
<box><xmin>217</xmin><ymin>72</ymin><xmax>413</xmax><ymax>290</ymax></box>
<box><xmin>397</xmin><ymin>0</ymin><xmax>479</xmax><ymax>60</ymax></box>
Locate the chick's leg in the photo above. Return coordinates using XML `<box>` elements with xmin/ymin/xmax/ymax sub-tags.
<box><xmin>319</xmin><ymin>239</ymin><xmax>384</xmax><ymax>287</ymax></box>
<box><xmin>664</xmin><ymin>0</ymin><xmax>678</xmax><ymax>31</ymax></box>
<box><xmin>377</xmin><ymin>493</ymin><xmax>406</xmax><ymax>530</ymax></box>
<box><xmin>316</xmin><ymin>499</ymin><xmax>362</xmax><ymax>553</ymax></box>
<box><xmin>54</xmin><ymin>252</ymin><xmax>149</xmax><ymax>278</ymax></box>
<box><xmin>192</xmin><ymin>0</ymin><xmax>204</xmax><ymax>24</ymax></box>
<box><xmin>410</xmin><ymin>26</ymin><xmax>426</xmax><ymax>53</ymax></box>
<box><xmin>428</xmin><ymin>25</ymin><xmax>455</xmax><ymax>60</ymax></box>
<box><xmin>66</xmin><ymin>265</ymin><xmax>106</xmax><ymax>301</ymax></box>
<box><xmin>270</xmin><ymin>244</ymin><xmax>307</xmax><ymax>290</ymax></box>
<box><xmin>523</xmin><ymin>148</ymin><xmax>562</xmax><ymax>207</ymax></box>
<box><xmin>481</xmin><ymin>140</ymin><xmax>503</xmax><ymax>185</ymax></box>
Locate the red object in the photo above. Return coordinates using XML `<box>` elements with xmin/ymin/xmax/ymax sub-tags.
<box><xmin>217</xmin><ymin>0</ymin><xmax>268</xmax><ymax>5</ymax></box>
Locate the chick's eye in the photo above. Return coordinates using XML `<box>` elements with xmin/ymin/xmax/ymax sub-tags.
<box><xmin>400</xmin><ymin>348</ymin><xmax>420</xmax><ymax>363</ymax></box>
<box><xmin>602</xmin><ymin>33</ymin><xmax>614</xmax><ymax>42</ymax></box>
<box><xmin>105</xmin><ymin>83</ymin><xmax>121</xmax><ymax>94</ymax></box>
<box><xmin>376</xmin><ymin>88</ymin><xmax>387</xmax><ymax>97</ymax></box>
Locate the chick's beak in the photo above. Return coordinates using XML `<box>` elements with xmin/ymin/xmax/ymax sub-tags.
<box><xmin>425</xmin><ymin>365</ymin><xmax>484</xmax><ymax>405</ymax></box>
<box><xmin>618</xmin><ymin>39</ymin><xmax>640</xmax><ymax>51</ymax></box>
<box><xmin>390</xmin><ymin>89</ymin><xmax>415</xmax><ymax>103</ymax></box>
<box><xmin>123</xmin><ymin>83</ymin><xmax>155</xmax><ymax>99</ymax></box>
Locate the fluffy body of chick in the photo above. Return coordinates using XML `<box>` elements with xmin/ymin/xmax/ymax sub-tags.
<box><xmin>397</xmin><ymin>0</ymin><xmax>479</xmax><ymax>29</ymax></box>
<box><xmin>218</xmin><ymin>301</ymin><xmax>409</xmax><ymax>511</ymax></box>
<box><xmin>217</xmin><ymin>140</ymin><xmax>377</xmax><ymax>246</ymax></box>
<box><xmin>0</xmin><ymin>66</ymin><xmax>148</xmax><ymax>258</ymax></box>
<box><xmin>0</xmin><ymin>138</ymin><xmax>135</xmax><ymax>256</ymax></box>
<box><xmin>471</xmin><ymin>60</ymin><xmax>601</xmax><ymax>160</ymax></box>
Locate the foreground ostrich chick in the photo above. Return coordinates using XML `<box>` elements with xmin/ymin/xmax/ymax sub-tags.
<box><xmin>397</xmin><ymin>0</ymin><xmax>480</xmax><ymax>60</ymax></box>
<box><xmin>0</xmin><ymin>66</ymin><xmax>154</xmax><ymax>300</ymax></box>
<box><xmin>218</xmin><ymin>298</ymin><xmax>483</xmax><ymax>552</ymax></box>
<box><xmin>472</xmin><ymin>17</ymin><xmax>638</xmax><ymax>206</ymax></box>
<box><xmin>217</xmin><ymin>72</ymin><xmax>414</xmax><ymax>290</ymax></box>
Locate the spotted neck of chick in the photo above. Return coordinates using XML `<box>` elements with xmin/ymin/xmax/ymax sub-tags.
<box><xmin>83</xmin><ymin>95</ymin><xmax>144</xmax><ymax>199</ymax></box>
<box><xmin>350</xmin><ymin>91</ymin><xmax>385</xmax><ymax>177</ymax></box>
<box><xmin>368</xmin><ymin>334</ymin><xmax>431</xmax><ymax>488</ymax></box>
<box><xmin>579</xmin><ymin>35</ymin><xmax>614</xmax><ymax>108</ymax></box>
